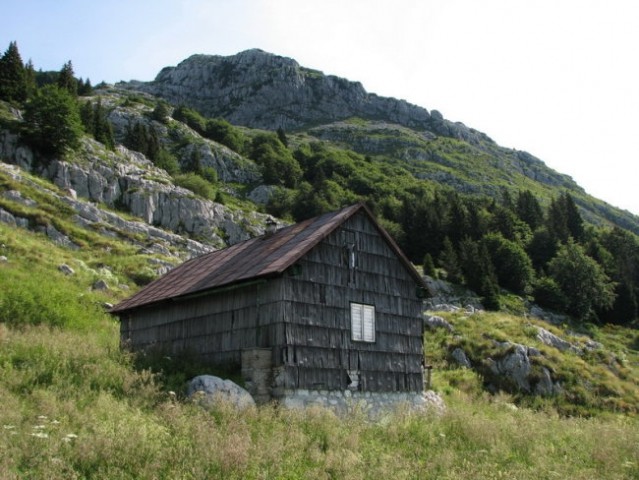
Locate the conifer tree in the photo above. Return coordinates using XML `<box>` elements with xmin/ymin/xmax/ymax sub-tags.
<box><xmin>93</xmin><ymin>99</ymin><xmax>114</xmax><ymax>150</ymax></box>
<box><xmin>22</xmin><ymin>84</ymin><xmax>83</xmax><ymax>157</ymax></box>
<box><xmin>459</xmin><ymin>238</ymin><xmax>501</xmax><ymax>310</ymax></box>
<box><xmin>24</xmin><ymin>59</ymin><xmax>37</xmax><ymax>98</ymax></box>
<box><xmin>0</xmin><ymin>41</ymin><xmax>27</xmax><ymax>102</ymax></box>
<box><xmin>516</xmin><ymin>190</ymin><xmax>544</xmax><ymax>231</ymax></box>
<box><xmin>547</xmin><ymin>193</ymin><xmax>585</xmax><ymax>244</ymax></box>
<box><xmin>438</xmin><ymin>237</ymin><xmax>463</xmax><ymax>283</ymax></box>
<box><xmin>77</xmin><ymin>77</ymin><xmax>93</xmax><ymax>96</ymax></box>
<box><xmin>57</xmin><ymin>60</ymin><xmax>77</xmax><ymax>96</ymax></box>
<box><xmin>562</xmin><ymin>193</ymin><xmax>584</xmax><ymax>242</ymax></box>
<box><xmin>151</xmin><ymin>101</ymin><xmax>171</xmax><ymax>124</ymax></box>
<box><xmin>276</xmin><ymin>126</ymin><xmax>288</xmax><ymax>147</ymax></box>
<box><xmin>422</xmin><ymin>253</ymin><xmax>437</xmax><ymax>279</ymax></box>
<box><xmin>80</xmin><ymin>101</ymin><xmax>95</xmax><ymax>135</ymax></box>
<box><xmin>125</xmin><ymin>122</ymin><xmax>149</xmax><ymax>155</ymax></box>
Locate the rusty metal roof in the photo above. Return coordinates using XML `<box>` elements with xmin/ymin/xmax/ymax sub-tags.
<box><xmin>111</xmin><ymin>203</ymin><xmax>425</xmax><ymax>314</ymax></box>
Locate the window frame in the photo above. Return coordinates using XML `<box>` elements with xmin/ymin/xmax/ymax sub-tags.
<box><xmin>350</xmin><ymin>302</ymin><xmax>376</xmax><ymax>343</ymax></box>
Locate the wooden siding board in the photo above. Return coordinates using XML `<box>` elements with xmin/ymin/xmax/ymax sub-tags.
<box><xmin>122</xmin><ymin>280</ymin><xmax>284</xmax><ymax>365</ymax></box>
<box><xmin>275</xmin><ymin>211</ymin><xmax>424</xmax><ymax>391</ymax></box>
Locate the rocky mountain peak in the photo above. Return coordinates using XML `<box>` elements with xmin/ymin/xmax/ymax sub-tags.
<box><xmin>120</xmin><ymin>49</ymin><xmax>445</xmax><ymax>134</ymax></box>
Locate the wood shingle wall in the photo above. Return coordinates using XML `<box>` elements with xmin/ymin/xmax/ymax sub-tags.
<box><xmin>119</xmin><ymin>208</ymin><xmax>424</xmax><ymax>396</ymax></box>
<box><xmin>278</xmin><ymin>211</ymin><xmax>424</xmax><ymax>392</ymax></box>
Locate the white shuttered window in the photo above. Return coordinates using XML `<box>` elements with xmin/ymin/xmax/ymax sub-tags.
<box><xmin>351</xmin><ymin>303</ymin><xmax>375</xmax><ymax>342</ymax></box>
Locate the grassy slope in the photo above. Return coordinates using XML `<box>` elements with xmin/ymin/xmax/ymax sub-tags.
<box><xmin>306</xmin><ymin>119</ymin><xmax>639</xmax><ymax>234</ymax></box>
<box><xmin>1</xmin><ymin>174</ymin><xmax>639</xmax><ymax>478</ymax></box>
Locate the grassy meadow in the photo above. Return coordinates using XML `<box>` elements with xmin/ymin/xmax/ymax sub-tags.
<box><xmin>1</xmin><ymin>320</ymin><xmax>638</xmax><ymax>479</ymax></box>
<box><xmin>1</xmin><ymin>205</ymin><xmax>638</xmax><ymax>479</ymax></box>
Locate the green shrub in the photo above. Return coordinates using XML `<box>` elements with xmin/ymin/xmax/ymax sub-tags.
<box><xmin>533</xmin><ymin>276</ymin><xmax>568</xmax><ymax>312</ymax></box>
<box><xmin>174</xmin><ymin>173</ymin><xmax>215</xmax><ymax>200</ymax></box>
<box><xmin>153</xmin><ymin>148</ymin><xmax>180</xmax><ymax>175</ymax></box>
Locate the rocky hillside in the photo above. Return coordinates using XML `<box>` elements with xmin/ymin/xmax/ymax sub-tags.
<box><xmin>0</xmin><ymin>94</ymin><xmax>280</xmax><ymax>271</ymax></box>
<box><xmin>120</xmin><ymin>49</ymin><xmax>639</xmax><ymax>234</ymax></box>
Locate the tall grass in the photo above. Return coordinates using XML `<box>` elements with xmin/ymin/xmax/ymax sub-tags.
<box><xmin>1</xmin><ymin>322</ymin><xmax>638</xmax><ymax>479</ymax></box>
<box><xmin>0</xmin><ymin>267</ymin><xmax>107</xmax><ymax>329</ymax></box>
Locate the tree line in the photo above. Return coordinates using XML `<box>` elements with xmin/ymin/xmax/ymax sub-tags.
<box><xmin>0</xmin><ymin>41</ymin><xmax>111</xmax><ymax>156</ymax></box>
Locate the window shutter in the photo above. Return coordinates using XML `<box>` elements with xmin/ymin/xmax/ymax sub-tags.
<box><xmin>363</xmin><ymin>305</ymin><xmax>375</xmax><ymax>342</ymax></box>
<box><xmin>351</xmin><ymin>303</ymin><xmax>363</xmax><ymax>341</ymax></box>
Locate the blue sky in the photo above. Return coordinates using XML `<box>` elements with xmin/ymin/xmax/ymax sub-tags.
<box><xmin>3</xmin><ymin>0</ymin><xmax>639</xmax><ymax>215</ymax></box>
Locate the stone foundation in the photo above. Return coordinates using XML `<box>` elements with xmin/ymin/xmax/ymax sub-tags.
<box><xmin>275</xmin><ymin>389</ymin><xmax>445</xmax><ymax>417</ymax></box>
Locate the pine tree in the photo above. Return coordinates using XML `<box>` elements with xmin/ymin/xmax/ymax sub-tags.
<box><xmin>93</xmin><ymin>99</ymin><xmax>115</xmax><ymax>150</ymax></box>
<box><xmin>562</xmin><ymin>193</ymin><xmax>584</xmax><ymax>242</ymax></box>
<box><xmin>57</xmin><ymin>60</ymin><xmax>77</xmax><ymax>96</ymax></box>
<box><xmin>22</xmin><ymin>84</ymin><xmax>83</xmax><ymax>157</ymax></box>
<box><xmin>438</xmin><ymin>237</ymin><xmax>463</xmax><ymax>283</ymax></box>
<box><xmin>24</xmin><ymin>59</ymin><xmax>36</xmax><ymax>98</ymax></box>
<box><xmin>80</xmin><ymin>100</ymin><xmax>95</xmax><ymax>135</ymax></box>
<box><xmin>516</xmin><ymin>190</ymin><xmax>543</xmax><ymax>230</ymax></box>
<box><xmin>0</xmin><ymin>41</ymin><xmax>27</xmax><ymax>102</ymax></box>
<box><xmin>276</xmin><ymin>126</ymin><xmax>288</xmax><ymax>147</ymax></box>
<box><xmin>77</xmin><ymin>77</ymin><xmax>93</xmax><ymax>96</ymax></box>
<box><xmin>547</xmin><ymin>193</ymin><xmax>585</xmax><ymax>244</ymax></box>
<box><xmin>184</xmin><ymin>146</ymin><xmax>203</xmax><ymax>174</ymax></box>
<box><xmin>423</xmin><ymin>253</ymin><xmax>437</xmax><ymax>278</ymax></box>
<box><xmin>125</xmin><ymin>122</ymin><xmax>150</xmax><ymax>156</ymax></box>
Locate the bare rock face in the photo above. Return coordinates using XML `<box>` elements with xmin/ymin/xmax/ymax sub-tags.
<box><xmin>121</xmin><ymin>49</ymin><xmax>434</xmax><ymax>132</ymax></box>
<box><xmin>106</xmin><ymin>106</ymin><xmax>261</xmax><ymax>185</ymax></box>
<box><xmin>36</xmin><ymin>139</ymin><xmax>269</xmax><ymax>247</ymax></box>
<box><xmin>485</xmin><ymin>341</ymin><xmax>562</xmax><ymax>396</ymax></box>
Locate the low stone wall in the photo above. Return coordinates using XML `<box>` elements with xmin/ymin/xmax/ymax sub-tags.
<box><xmin>276</xmin><ymin>389</ymin><xmax>445</xmax><ymax>417</ymax></box>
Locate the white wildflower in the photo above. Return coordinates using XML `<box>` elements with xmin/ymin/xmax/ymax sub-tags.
<box><xmin>31</xmin><ymin>432</ymin><xmax>49</xmax><ymax>439</ymax></box>
<box><xmin>3</xmin><ymin>425</ymin><xmax>16</xmax><ymax>430</ymax></box>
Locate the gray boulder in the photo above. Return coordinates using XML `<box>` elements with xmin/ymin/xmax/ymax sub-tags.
<box><xmin>536</xmin><ymin>327</ymin><xmax>576</xmax><ymax>352</ymax></box>
<box><xmin>534</xmin><ymin>367</ymin><xmax>561</xmax><ymax>396</ymax></box>
<box><xmin>187</xmin><ymin>375</ymin><xmax>255</xmax><ymax>409</ymax></box>
<box><xmin>488</xmin><ymin>343</ymin><xmax>533</xmax><ymax>392</ymax></box>
<box><xmin>58</xmin><ymin>264</ymin><xmax>75</xmax><ymax>276</ymax></box>
<box><xmin>486</xmin><ymin>341</ymin><xmax>561</xmax><ymax>396</ymax></box>
<box><xmin>0</xmin><ymin>208</ymin><xmax>16</xmax><ymax>227</ymax></box>
<box><xmin>424</xmin><ymin>315</ymin><xmax>454</xmax><ymax>332</ymax></box>
<box><xmin>92</xmin><ymin>279</ymin><xmax>109</xmax><ymax>291</ymax></box>
<box><xmin>451</xmin><ymin>347</ymin><xmax>471</xmax><ymax>368</ymax></box>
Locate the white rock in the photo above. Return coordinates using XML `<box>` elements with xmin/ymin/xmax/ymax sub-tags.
<box><xmin>187</xmin><ymin>375</ymin><xmax>255</xmax><ymax>410</ymax></box>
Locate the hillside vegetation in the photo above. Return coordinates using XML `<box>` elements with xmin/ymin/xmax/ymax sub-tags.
<box><xmin>1</xmin><ymin>219</ymin><xmax>639</xmax><ymax>479</ymax></box>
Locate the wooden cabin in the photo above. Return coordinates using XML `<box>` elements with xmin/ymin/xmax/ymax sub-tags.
<box><xmin>111</xmin><ymin>203</ymin><xmax>428</xmax><ymax>406</ymax></box>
